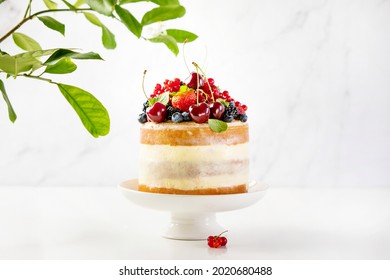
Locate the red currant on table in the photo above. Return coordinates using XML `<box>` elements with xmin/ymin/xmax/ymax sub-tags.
<box><xmin>189</xmin><ymin>103</ymin><xmax>210</xmax><ymax>123</ymax></box>
<box><xmin>207</xmin><ymin>230</ymin><xmax>228</xmax><ymax>248</ymax></box>
<box><xmin>146</xmin><ymin>102</ymin><xmax>167</xmax><ymax>123</ymax></box>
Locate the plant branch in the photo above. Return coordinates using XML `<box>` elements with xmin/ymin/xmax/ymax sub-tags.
<box><xmin>0</xmin><ymin>8</ymin><xmax>93</xmax><ymax>44</ymax></box>
<box><xmin>23</xmin><ymin>0</ymin><xmax>33</xmax><ymax>18</ymax></box>
<box><xmin>20</xmin><ymin>73</ymin><xmax>56</xmax><ymax>84</ymax></box>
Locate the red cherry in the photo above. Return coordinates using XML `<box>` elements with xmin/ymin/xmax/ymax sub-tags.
<box><xmin>189</xmin><ymin>103</ymin><xmax>210</xmax><ymax>123</ymax></box>
<box><xmin>210</xmin><ymin>101</ymin><xmax>225</xmax><ymax>119</ymax></box>
<box><xmin>187</xmin><ymin>72</ymin><xmax>204</xmax><ymax>89</ymax></box>
<box><xmin>146</xmin><ymin>102</ymin><xmax>166</xmax><ymax>123</ymax></box>
<box><xmin>207</xmin><ymin>78</ymin><xmax>215</xmax><ymax>87</ymax></box>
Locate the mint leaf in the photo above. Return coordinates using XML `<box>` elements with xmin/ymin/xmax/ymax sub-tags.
<box><xmin>166</xmin><ymin>29</ymin><xmax>198</xmax><ymax>43</ymax></box>
<box><xmin>115</xmin><ymin>5</ymin><xmax>143</xmax><ymax>38</ymax></box>
<box><xmin>141</xmin><ymin>5</ymin><xmax>185</xmax><ymax>26</ymax></box>
<box><xmin>57</xmin><ymin>83</ymin><xmax>110</xmax><ymax>137</ymax></box>
<box><xmin>0</xmin><ymin>79</ymin><xmax>17</xmax><ymax>123</ymax></box>
<box><xmin>217</xmin><ymin>98</ymin><xmax>229</xmax><ymax>107</ymax></box>
<box><xmin>208</xmin><ymin>119</ymin><xmax>228</xmax><ymax>133</ymax></box>
<box><xmin>38</xmin><ymin>16</ymin><xmax>65</xmax><ymax>36</ymax></box>
<box><xmin>44</xmin><ymin>57</ymin><xmax>77</xmax><ymax>74</ymax></box>
<box><xmin>12</xmin><ymin>33</ymin><xmax>42</xmax><ymax>51</ymax></box>
<box><xmin>148</xmin><ymin>92</ymin><xmax>169</xmax><ymax>106</ymax></box>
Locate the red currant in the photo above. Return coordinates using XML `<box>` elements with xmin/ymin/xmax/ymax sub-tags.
<box><xmin>207</xmin><ymin>230</ymin><xmax>228</xmax><ymax>248</ymax></box>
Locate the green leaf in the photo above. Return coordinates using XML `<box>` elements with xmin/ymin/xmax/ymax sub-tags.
<box><xmin>43</xmin><ymin>0</ymin><xmax>58</xmax><ymax>9</ymax></box>
<box><xmin>12</xmin><ymin>33</ymin><xmax>42</xmax><ymax>51</ymax></box>
<box><xmin>74</xmin><ymin>0</ymin><xmax>86</xmax><ymax>8</ymax></box>
<box><xmin>151</xmin><ymin>0</ymin><xmax>179</xmax><ymax>5</ymax></box>
<box><xmin>44</xmin><ymin>49</ymin><xmax>103</xmax><ymax>65</ymax></box>
<box><xmin>38</xmin><ymin>16</ymin><xmax>65</xmax><ymax>36</ymax></box>
<box><xmin>85</xmin><ymin>0</ymin><xmax>116</xmax><ymax>16</ymax></box>
<box><xmin>148</xmin><ymin>34</ymin><xmax>178</xmax><ymax>56</ymax></box>
<box><xmin>148</xmin><ymin>91</ymin><xmax>169</xmax><ymax>106</ymax></box>
<box><xmin>0</xmin><ymin>53</ymin><xmax>41</xmax><ymax>75</ymax></box>
<box><xmin>114</xmin><ymin>5</ymin><xmax>142</xmax><ymax>38</ymax></box>
<box><xmin>141</xmin><ymin>5</ymin><xmax>185</xmax><ymax>26</ymax></box>
<box><xmin>216</xmin><ymin>98</ymin><xmax>229</xmax><ymax>107</ymax></box>
<box><xmin>101</xmin><ymin>25</ymin><xmax>116</xmax><ymax>49</ymax></box>
<box><xmin>120</xmin><ymin>0</ymin><xmax>179</xmax><ymax>4</ymax></box>
<box><xmin>166</xmin><ymin>29</ymin><xmax>197</xmax><ymax>43</ymax></box>
<box><xmin>83</xmin><ymin>13</ymin><xmax>116</xmax><ymax>49</ymax></box>
<box><xmin>44</xmin><ymin>57</ymin><xmax>77</xmax><ymax>74</ymax></box>
<box><xmin>119</xmin><ymin>0</ymin><xmax>147</xmax><ymax>4</ymax></box>
<box><xmin>57</xmin><ymin>83</ymin><xmax>110</xmax><ymax>137</ymax></box>
<box><xmin>15</xmin><ymin>48</ymin><xmax>60</xmax><ymax>59</ymax></box>
<box><xmin>84</xmin><ymin>12</ymin><xmax>103</xmax><ymax>26</ymax></box>
<box><xmin>61</xmin><ymin>0</ymin><xmax>77</xmax><ymax>9</ymax></box>
<box><xmin>0</xmin><ymin>79</ymin><xmax>17</xmax><ymax>123</ymax></box>
<box><xmin>208</xmin><ymin>119</ymin><xmax>228</xmax><ymax>133</ymax></box>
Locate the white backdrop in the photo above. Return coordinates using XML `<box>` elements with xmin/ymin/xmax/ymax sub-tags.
<box><xmin>0</xmin><ymin>0</ymin><xmax>389</xmax><ymax>188</ymax></box>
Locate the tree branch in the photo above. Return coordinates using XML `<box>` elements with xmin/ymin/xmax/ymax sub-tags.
<box><xmin>0</xmin><ymin>8</ymin><xmax>93</xmax><ymax>43</ymax></box>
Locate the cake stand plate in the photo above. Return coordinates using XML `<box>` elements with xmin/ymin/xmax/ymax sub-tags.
<box><xmin>118</xmin><ymin>179</ymin><xmax>268</xmax><ymax>240</ymax></box>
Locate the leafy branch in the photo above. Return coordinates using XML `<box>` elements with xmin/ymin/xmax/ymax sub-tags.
<box><xmin>0</xmin><ymin>0</ymin><xmax>198</xmax><ymax>137</ymax></box>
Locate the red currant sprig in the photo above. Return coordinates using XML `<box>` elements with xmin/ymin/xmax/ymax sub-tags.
<box><xmin>207</xmin><ymin>230</ymin><xmax>228</xmax><ymax>248</ymax></box>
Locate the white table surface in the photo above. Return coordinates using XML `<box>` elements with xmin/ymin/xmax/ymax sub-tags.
<box><xmin>1</xmin><ymin>185</ymin><xmax>389</xmax><ymax>260</ymax></box>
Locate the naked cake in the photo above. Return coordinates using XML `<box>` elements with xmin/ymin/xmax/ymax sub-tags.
<box><xmin>137</xmin><ymin>64</ymin><xmax>249</xmax><ymax>195</ymax></box>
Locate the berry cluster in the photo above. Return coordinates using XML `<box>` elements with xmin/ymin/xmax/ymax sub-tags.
<box><xmin>207</xmin><ymin>231</ymin><xmax>228</xmax><ymax>248</ymax></box>
<box><xmin>138</xmin><ymin>64</ymin><xmax>248</xmax><ymax>130</ymax></box>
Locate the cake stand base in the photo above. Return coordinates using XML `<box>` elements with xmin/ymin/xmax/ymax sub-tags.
<box><xmin>163</xmin><ymin>212</ymin><xmax>225</xmax><ymax>240</ymax></box>
<box><xmin>118</xmin><ymin>179</ymin><xmax>267</xmax><ymax>240</ymax></box>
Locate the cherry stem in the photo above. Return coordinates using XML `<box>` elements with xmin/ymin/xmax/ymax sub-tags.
<box><xmin>182</xmin><ymin>39</ymin><xmax>190</xmax><ymax>74</ymax></box>
<box><xmin>192</xmin><ymin>62</ymin><xmax>215</xmax><ymax>103</ymax></box>
<box><xmin>214</xmin><ymin>230</ymin><xmax>228</xmax><ymax>240</ymax></box>
<box><xmin>142</xmin><ymin>70</ymin><xmax>149</xmax><ymax>101</ymax></box>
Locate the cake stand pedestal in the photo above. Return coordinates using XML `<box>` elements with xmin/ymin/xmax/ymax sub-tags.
<box><xmin>118</xmin><ymin>179</ymin><xmax>268</xmax><ymax>240</ymax></box>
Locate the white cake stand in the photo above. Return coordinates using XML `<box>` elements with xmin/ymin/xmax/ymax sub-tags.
<box><xmin>118</xmin><ymin>179</ymin><xmax>268</xmax><ymax>240</ymax></box>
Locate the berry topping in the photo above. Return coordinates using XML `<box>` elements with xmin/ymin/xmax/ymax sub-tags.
<box><xmin>186</xmin><ymin>72</ymin><xmax>204</xmax><ymax>89</ymax></box>
<box><xmin>171</xmin><ymin>90</ymin><xmax>197</xmax><ymax>112</ymax></box>
<box><xmin>209</xmin><ymin>101</ymin><xmax>225</xmax><ymax>120</ymax></box>
<box><xmin>171</xmin><ymin>112</ymin><xmax>184</xmax><ymax>123</ymax></box>
<box><xmin>138</xmin><ymin>112</ymin><xmax>147</xmax><ymax>124</ymax></box>
<box><xmin>146</xmin><ymin>102</ymin><xmax>167</xmax><ymax>123</ymax></box>
<box><xmin>189</xmin><ymin>103</ymin><xmax>210</xmax><ymax>123</ymax></box>
<box><xmin>138</xmin><ymin>63</ymin><xmax>248</xmax><ymax>130</ymax></box>
<box><xmin>207</xmin><ymin>230</ymin><xmax>228</xmax><ymax>248</ymax></box>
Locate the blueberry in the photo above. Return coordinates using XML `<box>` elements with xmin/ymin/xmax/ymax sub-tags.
<box><xmin>181</xmin><ymin>112</ymin><xmax>191</xmax><ymax>121</ymax></box>
<box><xmin>172</xmin><ymin>112</ymin><xmax>184</xmax><ymax>123</ymax></box>
<box><xmin>238</xmin><ymin>114</ymin><xmax>248</xmax><ymax>122</ymax></box>
<box><xmin>138</xmin><ymin>112</ymin><xmax>147</xmax><ymax>124</ymax></box>
<box><xmin>223</xmin><ymin>114</ymin><xmax>234</xmax><ymax>122</ymax></box>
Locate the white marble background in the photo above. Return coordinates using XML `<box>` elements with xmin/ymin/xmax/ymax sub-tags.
<box><xmin>0</xmin><ymin>0</ymin><xmax>389</xmax><ymax>188</ymax></box>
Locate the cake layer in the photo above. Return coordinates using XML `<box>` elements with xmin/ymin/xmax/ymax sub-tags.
<box><xmin>138</xmin><ymin>185</ymin><xmax>247</xmax><ymax>195</ymax></box>
<box><xmin>139</xmin><ymin>143</ymin><xmax>248</xmax><ymax>162</ymax></box>
<box><xmin>140</xmin><ymin>121</ymin><xmax>248</xmax><ymax>146</ymax></box>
